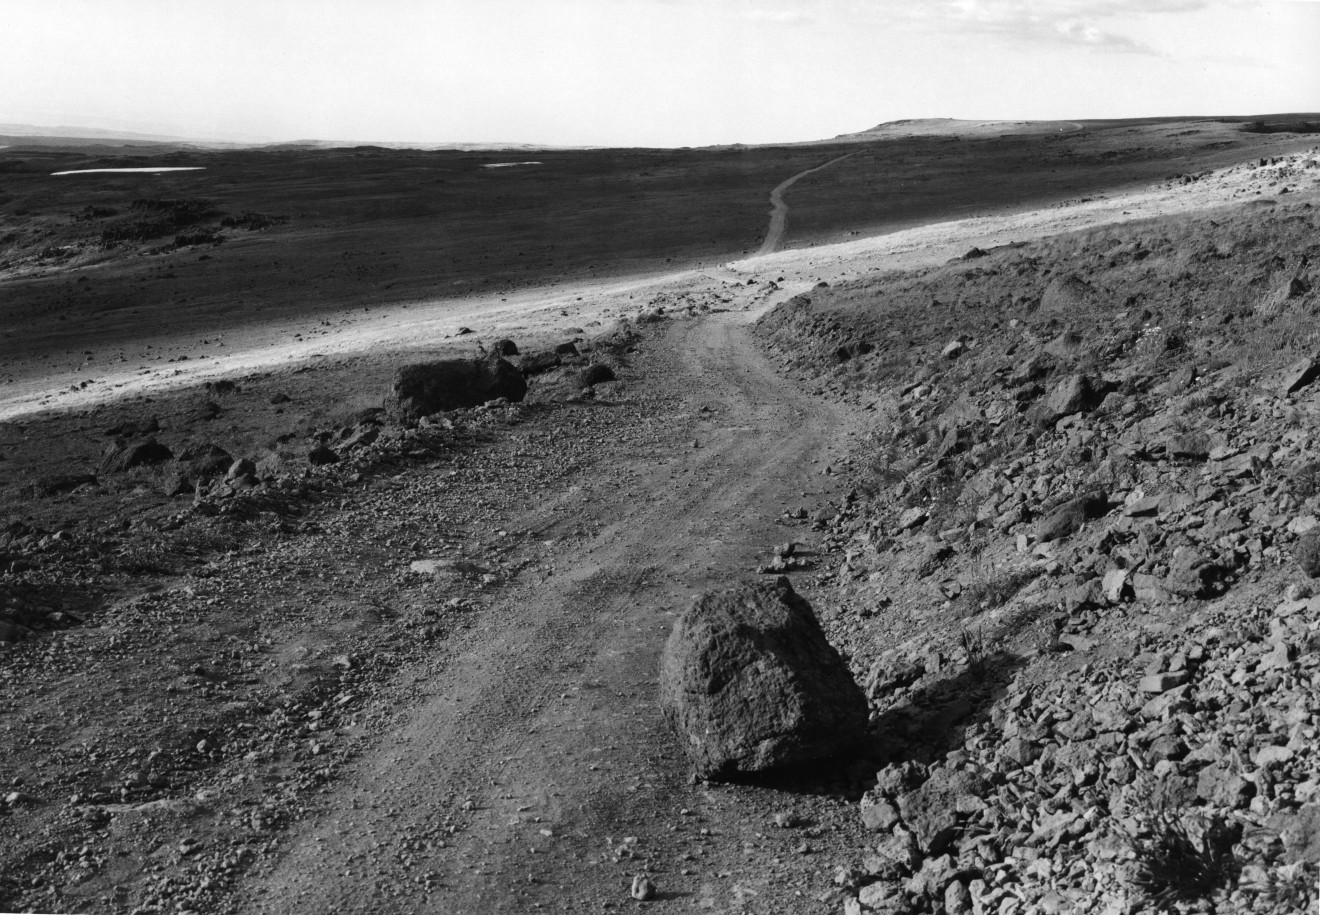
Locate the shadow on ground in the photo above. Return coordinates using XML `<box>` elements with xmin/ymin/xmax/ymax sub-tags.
<box><xmin>869</xmin><ymin>651</ymin><xmax>1025</xmax><ymax>769</ymax></box>
<box><xmin>713</xmin><ymin>652</ymin><xmax>1024</xmax><ymax>800</ymax></box>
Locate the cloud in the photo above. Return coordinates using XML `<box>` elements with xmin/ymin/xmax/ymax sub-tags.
<box><xmin>886</xmin><ymin>0</ymin><xmax>1227</xmax><ymax>55</ymax></box>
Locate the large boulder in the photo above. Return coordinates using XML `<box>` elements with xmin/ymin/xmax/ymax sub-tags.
<box><xmin>1040</xmin><ymin>274</ymin><xmax>1097</xmax><ymax>314</ymax></box>
<box><xmin>659</xmin><ymin>577</ymin><xmax>868</xmax><ymax>779</ymax></box>
<box><xmin>387</xmin><ymin>352</ymin><xmax>526</xmax><ymax>421</ymax></box>
<box><xmin>516</xmin><ymin>351</ymin><xmax>563</xmax><ymax>376</ymax></box>
<box><xmin>1035</xmin><ymin>489</ymin><xmax>1110</xmax><ymax>542</ymax></box>
<box><xmin>99</xmin><ymin>439</ymin><xmax>174</xmax><ymax>473</ymax></box>
<box><xmin>1031</xmin><ymin>373</ymin><xmax>1103</xmax><ymax>427</ymax></box>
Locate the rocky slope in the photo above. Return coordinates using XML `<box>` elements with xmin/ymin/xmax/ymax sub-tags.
<box><xmin>753</xmin><ymin>150</ymin><xmax>1320</xmax><ymax>913</ymax></box>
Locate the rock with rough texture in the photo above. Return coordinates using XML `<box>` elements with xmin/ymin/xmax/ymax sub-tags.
<box><xmin>35</xmin><ymin>473</ymin><xmax>97</xmax><ymax>497</ymax></box>
<box><xmin>580</xmin><ymin>363</ymin><xmax>616</xmax><ymax>387</ymax></box>
<box><xmin>308</xmin><ymin>445</ymin><xmax>340</xmax><ymax>466</ymax></box>
<box><xmin>659</xmin><ymin>577</ymin><xmax>868</xmax><ymax>779</ymax></box>
<box><xmin>1295</xmin><ymin>529</ymin><xmax>1320</xmax><ymax>577</ymax></box>
<box><xmin>490</xmin><ymin>338</ymin><xmax>519</xmax><ymax>356</ymax></box>
<box><xmin>1040</xmin><ymin>274</ymin><xmax>1097</xmax><ymax>314</ymax></box>
<box><xmin>516</xmin><ymin>351</ymin><xmax>562</xmax><ymax>376</ymax></box>
<box><xmin>1033</xmin><ymin>374</ymin><xmax>1103</xmax><ymax>427</ymax></box>
<box><xmin>100</xmin><ymin>439</ymin><xmax>174</xmax><ymax>473</ymax></box>
<box><xmin>182</xmin><ymin>443</ymin><xmax>234</xmax><ymax>478</ymax></box>
<box><xmin>897</xmin><ymin>769</ymin><xmax>986</xmax><ymax>854</ymax></box>
<box><xmin>1035</xmin><ymin>490</ymin><xmax>1109</xmax><ymax>542</ymax></box>
<box><xmin>387</xmin><ymin>353</ymin><xmax>526</xmax><ymax>421</ymax></box>
<box><xmin>1282</xmin><ymin>358</ymin><xmax>1320</xmax><ymax>395</ymax></box>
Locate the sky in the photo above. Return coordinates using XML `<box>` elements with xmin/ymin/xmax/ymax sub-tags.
<box><xmin>1</xmin><ymin>0</ymin><xmax>1317</xmax><ymax>147</ymax></box>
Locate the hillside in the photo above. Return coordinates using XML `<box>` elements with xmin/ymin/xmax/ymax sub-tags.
<box><xmin>753</xmin><ymin>150</ymin><xmax>1320</xmax><ymax>912</ymax></box>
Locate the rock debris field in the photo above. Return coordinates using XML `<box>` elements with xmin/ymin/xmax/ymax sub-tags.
<box><xmin>1</xmin><ymin>138</ymin><xmax>1320</xmax><ymax>915</ymax></box>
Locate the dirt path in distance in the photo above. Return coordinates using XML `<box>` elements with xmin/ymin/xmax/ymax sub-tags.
<box><xmin>755</xmin><ymin>153</ymin><xmax>858</xmax><ymax>257</ymax></box>
<box><xmin>238</xmin><ymin>304</ymin><xmax>866</xmax><ymax>914</ymax></box>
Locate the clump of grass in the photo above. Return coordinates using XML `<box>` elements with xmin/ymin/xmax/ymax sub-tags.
<box><xmin>961</xmin><ymin>567</ymin><xmax>1041</xmax><ymax>615</ymax></box>
<box><xmin>1125</xmin><ymin>810</ymin><xmax>1240</xmax><ymax>909</ymax></box>
<box><xmin>1244</xmin><ymin>862</ymin><xmax>1317</xmax><ymax>911</ymax></box>
<box><xmin>959</xmin><ymin>626</ymin><xmax>989</xmax><ymax>679</ymax></box>
<box><xmin>1289</xmin><ymin>461</ymin><xmax>1320</xmax><ymax>499</ymax></box>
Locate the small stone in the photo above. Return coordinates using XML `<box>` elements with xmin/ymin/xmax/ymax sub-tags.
<box><xmin>1000</xmin><ymin>736</ymin><xmax>1041</xmax><ymax>768</ymax></box>
<box><xmin>873</xmin><ymin>761</ymin><xmax>925</xmax><ymax>797</ymax></box>
<box><xmin>865</xmin><ymin>830</ymin><xmax>921</xmax><ymax>880</ymax></box>
<box><xmin>858</xmin><ymin>880</ymin><xmax>902</xmax><ymax>910</ymax></box>
<box><xmin>945</xmin><ymin>879</ymin><xmax>973</xmax><ymax>915</ymax></box>
<box><xmin>1288</xmin><ymin>516</ymin><xmax>1319</xmax><ymax>536</ymax></box>
<box><xmin>308</xmin><ymin>444</ymin><xmax>340</xmax><ymax>466</ymax></box>
<box><xmin>898</xmin><ymin>507</ymin><xmax>928</xmax><ymax>531</ymax></box>
<box><xmin>629</xmin><ymin>874</ymin><xmax>654</xmax><ymax>901</ymax></box>
<box><xmin>1255</xmin><ymin>745</ymin><xmax>1295</xmax><ymax>768</ymax></box>
<box><xmin>898</xmin><ymin>770</ymin><xmax>985</xmax><ymax>854</ymax></box>
<box><xmin>1282</xmin><ymin>358</ymin><xmax>1320</xmax><ymax>395</ymax></box>
<box><xmin>1102</xmin><ymin>568</ymin><xmax>1130</xmax><ymax>603</ymax></box>
<box><xmin>1138</xmin><ymin>672</ymin><xmax>1188</xmax><ymax>693</ymax></box>
<box><xmin>905</xmin><ymin>853</ymin><xmax>955</xmax><ymax>899</ymax></box>
<box><xmin>774</xmin><ymin>811</ymin><xmax>802</xmax><ymax>829</ymax></box>
<box><xmin>860</xmin><ymin>797</ymin><xmax>901</xmax><ymax>832</ymax></box>
<box><xmin>1296</xmin><ymin>529</ymin><xmax>1320</xmax><ymax>577</ymax></box>
<box><xmin>1141</xmin><ymin>684</ymin><xmax>1191</xmax><ymax>718</ymax></box>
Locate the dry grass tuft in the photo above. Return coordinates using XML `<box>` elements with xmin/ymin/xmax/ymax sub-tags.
<box><xmin>1125</xmin><ymin>810</ymin><xmax>1240</xmax><ymax>909</ymax></box>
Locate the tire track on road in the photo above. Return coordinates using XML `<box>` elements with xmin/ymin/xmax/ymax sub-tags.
<box><xmin>755</xmin><ymin>152</ymin><xmax>858</xmax><ymax>257</ymax></box>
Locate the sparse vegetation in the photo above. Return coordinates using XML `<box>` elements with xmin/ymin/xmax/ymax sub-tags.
<box><xmin>1241</xmin><ymin>119</ymin><xmax>1320</xmax><ymax>135</ymax></box>
<box><xmin>958</xmin><ymin>626</ymin><xmax>989</xmax><ymax>678</ymax></box>
<box><xmin>1124</xmin><ymin>810</ymin><xmax>1240</xmax><ymax>909</ymax></box>
<box><xmin>960</xmin><ymin>566</ymin><xmax>1040</xmax><ymax>615</ymax></box>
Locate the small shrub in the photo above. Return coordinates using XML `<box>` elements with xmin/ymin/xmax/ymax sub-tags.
<box><xmin>1290</xmin><ymin>461</ymin><xmax>1320</xmax><ymax>499</ymax></box>
<box><xmin>1125</xmin><ymin>810</ymin><xmax>1240</xmax><ymax>908</ymax></box>
<box><xmin>962</xmin><ymin>567</ymin><xmax>1041</xmax><ymax>614</ymax></box>
<box><xmin>959</xmin><ymin>627</ymin><xmax>989</xmax><ymax>679</ymax></box>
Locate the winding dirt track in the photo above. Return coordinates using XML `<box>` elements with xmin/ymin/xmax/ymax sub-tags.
<box><xmin>755</xmin><ymin>153</ymin><xmax>858</xmax><ymax>257</ymax></box>
<box><xmin>241</xmin><ymin>305</ymin><xmax>860</xmax><ymax>913</ymax></box>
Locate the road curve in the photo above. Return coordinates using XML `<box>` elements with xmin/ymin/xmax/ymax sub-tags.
<box><xmin>755</xmin><ymin>152</ymin><xmax>858</xmax><ymax>257</ymax></box>
<box><xmin>239</xmin><ymin>300</ymin><xmax>861</xmax><ymax>914</ymax></box>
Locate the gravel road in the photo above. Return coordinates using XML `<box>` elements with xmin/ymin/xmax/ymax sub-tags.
<box><xmin>238</xmin><ymin>307</ymin><xmax>863</xmax><ymax>913</ymax></box>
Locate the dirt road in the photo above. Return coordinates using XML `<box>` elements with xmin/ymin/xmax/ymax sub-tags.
<box><xmin>237</xmin><ymin>306</ymin><xmax>865</xmax><ymax>913</ymax></box>
<box><xmin>755</xmin><ymin>154</ymin><xmax>858</xmax><ymax>257</ymax></box>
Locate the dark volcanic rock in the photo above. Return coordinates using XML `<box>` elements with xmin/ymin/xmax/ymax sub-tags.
<box><xmin>897</xmin><ymin>769</ymin><xmax>987</xmax><ymax>854</ymax></box>
<box><xmin>1295</xmin><ymin>529</ymin><xmax>1320</xmax><ymax>578</ymax></box>
<box><xmin>1033</xmin><ymin>374</ymin><xmax>1103</xmax><ymax>427</ymax></box>
<box><xmin>104</xmin><ymin>417</ymin><xmax>159</xmax><ymax>437</ymax></box>
<box><xmin>659</xmin><ymin>577</ymin><xmax>868</xmax><ymax>779</ymax></box>
<box><xmin>1041</xmin><ymin>274</ymin><xmax>1097</xmax><ymax>314</ymax></box>
<box><xmin>1035</xmin><ymin>490</ymin><xmax>1110</xmax><ymax>542</ymax></box>
<box><xmin>182</xmin><ymin>444</ymin><xmax>234</xmax><ymax>478</ymax></box>
<box><xmin>579</xmin><ymin>363</ymin><xmax>616</xmax><ymax>387</ymax></box>
<box><xmin>387</xmin><ymin>352</ymin><xmax>527</xmax><ymax>421</ymax></box>
<box><xmin>517</xmin><ymin>351</ymin><xmax>562</xmax><ymax>376</ymax></box>
<box><xmin>308</xmin><ymin>445</ymin><xmax>340</xmax><ymax>466</ymax></box>
<box><xmin>1282</xmin><ymin>358</ymin><xmax>1320</xmax><ymax>396</ymax></box>
<box><xmin>100</xmin><ymin>439</ymin><xmax>174</xmax><ymax>473</ymax></box>
<box><xmin>490</xmin><ymin>338</ymin><xmax>519</xmax><ymax>356</ymax></box>
<box><xmin>34</xmin><ymin>473</ymin><xmax>97</xmax><ymax>497</ymax></box>
<box><xmin>162</xmin><ymin>470</ymin><xmax>193</xmax><ymax>497</ymax></box>
<box><xmin>554</xmin><ymin>341</ymin><xmax>580</xmax><ymax>356</ymax></box>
